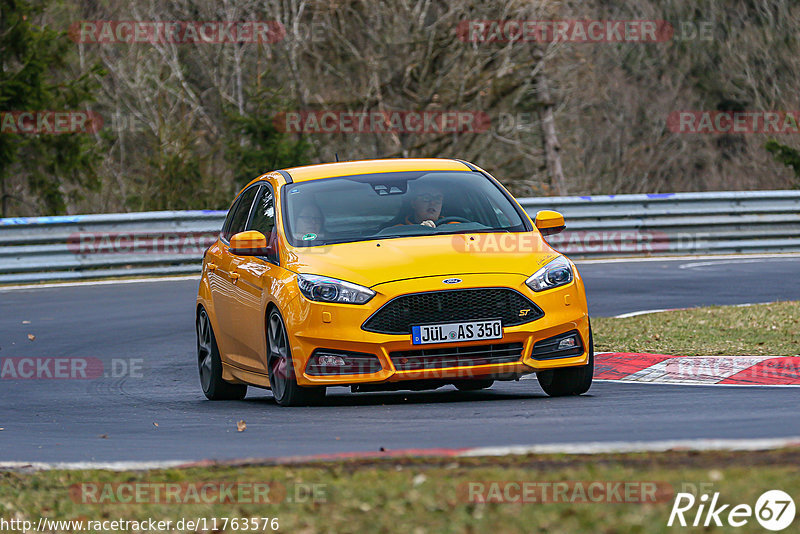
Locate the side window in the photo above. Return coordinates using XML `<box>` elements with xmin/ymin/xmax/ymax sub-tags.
<box><xmin>220</xmin><ymin>197</ymin><xmax>240</xmax><ymax>239</ymax></box>
<box><xmin>248</xmin><ymin>186</ymin><xmax>275</xmax><ymax>238</ymax></box>
<box><xmin>222</xmin><ymin>186</ymin><xmax>260</xmax><ymax>241</ymax></box>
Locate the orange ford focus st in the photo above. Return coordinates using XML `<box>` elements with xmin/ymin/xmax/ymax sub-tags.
<box><xmin>196</xmin><ymin>158</ymin><xmax>592</xmax><ymax>406</ymax></box>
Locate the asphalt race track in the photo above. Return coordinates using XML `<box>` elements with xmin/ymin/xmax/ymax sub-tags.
<box><xmin>1</xmin><ymin>256</ymin><xmax>799</xmax><ymax>463</ymax></box>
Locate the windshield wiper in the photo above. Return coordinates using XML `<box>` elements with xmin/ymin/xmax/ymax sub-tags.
<box><xmin>299</xmin><ymin>237</ymin><xmax>358</xmax><ymax>246</ymax></box>
<box><xmin>438</xmin><ymin>227</ymin><xmax>511</xmax><ymax>235</ymax></box>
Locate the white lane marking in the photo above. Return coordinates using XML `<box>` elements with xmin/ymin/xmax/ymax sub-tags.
<box><xmin>613</xmin><ymin>308</ymin><xmax>675</xmax><ymax>318</ymax></box>
<box><xmin>459</xmin><ymin>436</ymin><xmax>800</xmax><ymax>457</ymax></box>
<box><xmin>0</xmin><ymin>275</ymin><xmax>200</xmax><ymax>292</ymax></box>
<box><xmin>0</xmin><ymin>460</ymin><xmax>189</xmax><ymax>471</ymax></box>
<box><xmin>4</xmin><ymin>436</ymin><xmax>800</xmax><ymax>471</ymax></box>
<box><xmin>612</xmin><ymin>301</ymin><xmax>778</xmax><ymax>318</ymax></box>
<box><xmin>679</xmin><ymin>258</ymin><xmax>799</xmax><ymax>269</ymax></box>
<box><xmin>576</xmin><ymin>253</ymin><xmax>800</xmax><ymax>265</ymax></box>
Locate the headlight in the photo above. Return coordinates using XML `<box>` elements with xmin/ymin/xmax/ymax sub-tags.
<box><xmin>297</xmin><ymin>274</ymin><xmax>375</xmax><ymax>304</ymax></box>
<box><xmin>525</xmin><ymin>256</ymin><xmax>573</xmax><ymax>292</ymax></box>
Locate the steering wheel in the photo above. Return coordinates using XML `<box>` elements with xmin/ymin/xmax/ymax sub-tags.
<box><xmin>435</xmin><ymin>216</ymin><xmax>471</xmax><ymax>226</ymax></box>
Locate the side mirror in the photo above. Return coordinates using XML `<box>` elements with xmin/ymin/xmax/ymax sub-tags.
<box><xmin>230</xmin><ymin>230</ymin><xmax>273</xmax><ymax>256</ymax></box>
<box><xmin>535</xmin><ymin>210</ymin><xmax>566</xmax><ymax>236</ymax></box>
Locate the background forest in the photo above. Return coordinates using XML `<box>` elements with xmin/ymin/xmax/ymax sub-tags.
<box><xmin>2</xmin><ymin>0</ymin><xmax>799</xmax><ymax>216</ymax></box>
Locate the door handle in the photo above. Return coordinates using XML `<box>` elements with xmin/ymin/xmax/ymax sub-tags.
<box><xmin>230</xmin><ymin>272</ymin><xmax>240</xmax><ymax>282</ymax></box>
<box><xmin>206</xmin><ymin>262</ymin><xmax>217</xmax><ymax>271</ymax></box>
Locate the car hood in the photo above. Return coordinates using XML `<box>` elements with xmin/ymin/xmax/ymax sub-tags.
<box><xmin>283</xmin><ymin>232</ymin><xmax>561</xmax><ymax>288</ymax></box>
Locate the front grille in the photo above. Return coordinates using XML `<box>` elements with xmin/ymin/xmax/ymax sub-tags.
<box><xmin>390</xmin><ymin>342</ymin><xmax>524</xmax><ymax>371</ymax></box>
<box><xmin>362</xmin><ymin>288</ymin><xmax>543</xmax><ymax>335</ymax></box>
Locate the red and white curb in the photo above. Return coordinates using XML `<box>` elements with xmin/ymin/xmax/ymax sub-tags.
<box><xmin>3</xmin><ymin>437</ymin><xmax>800</xmax><ymax>471</ymax></box>
<box><xmin>595</xmin><ymin>352</ymin><xmax>800</xmax><ymax>386</ymax></box>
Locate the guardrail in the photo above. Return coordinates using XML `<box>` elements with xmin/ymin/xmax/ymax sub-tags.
<box><xmin>1</xmin><ymin>190</ymin><xmax>798</xmax><ymax>284</ymax></box>
<box><xmin>0</xmin><ymin>211</ymin><xmax>225</xmax><ymax>284</ymax></box>
<box><xmin>517</xmin><ymin>190</ymin><xmax>800</xmax><ymax>258</ymax></box>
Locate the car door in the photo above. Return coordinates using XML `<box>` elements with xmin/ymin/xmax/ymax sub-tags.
<box><xmin>226</xmin><ymin>184</ymin><xmax>280</xmax><ymax>374</ymax></box>
<box><xmin>211</xmin><ymin>184</ymin><xmax>261</xmax><ymax>369</ymax></box>
<box><xmin>204</xmin><ymin>193</ymin><xmax>244</xmax><ymax>337</ymax></box>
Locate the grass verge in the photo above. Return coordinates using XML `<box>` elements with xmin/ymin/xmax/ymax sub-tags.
<box><xmin>593</xmin><ymin>300</ymin><xmax>800</xmax><ymax>356</ymax></box>
<box><xmin>1</xmin><ymin>450</ymin><xmax>799</xmax><ymax>533</ymax></box>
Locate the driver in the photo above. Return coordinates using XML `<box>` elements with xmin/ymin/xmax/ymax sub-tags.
<box><xmin>395</xmin><ymin>185</ymin><xmax>445</xmax><ymax>228</ymax></box>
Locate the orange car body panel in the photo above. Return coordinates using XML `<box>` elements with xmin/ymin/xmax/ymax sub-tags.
<box><xmin>197</xmin><ymin>159</ymin><xmax>590</xmax><ymax>389</ymax></box>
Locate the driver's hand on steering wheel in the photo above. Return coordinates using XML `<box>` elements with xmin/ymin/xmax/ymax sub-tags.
<box><xmin>420</xmin><ymin>220</ymin><xmax>436</xmax><ymax>228</ymax></box>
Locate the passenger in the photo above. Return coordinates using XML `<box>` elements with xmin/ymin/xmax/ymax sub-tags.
<box><xmin>293</xmin><ymin>202</ymin><xmax>325</xmax><ymax>241</ymax></box>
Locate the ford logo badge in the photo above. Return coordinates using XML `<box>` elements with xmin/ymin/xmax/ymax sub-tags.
<box><xmin>442</xmin><ymin>278</ymin><xmax>462</xmax><ymax>284</ymax></box>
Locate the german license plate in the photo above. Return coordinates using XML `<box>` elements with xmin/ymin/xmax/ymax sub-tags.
<box><xmin>411</xmin><ymin>319</ymin><xmax>502</xmax><ymax>345</ymax></box>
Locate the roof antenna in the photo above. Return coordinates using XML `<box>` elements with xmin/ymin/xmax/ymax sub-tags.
<box><xmin>335</xmin><ymin>152</ymin><xmax>339</xmax><ymax>162</ymax></box>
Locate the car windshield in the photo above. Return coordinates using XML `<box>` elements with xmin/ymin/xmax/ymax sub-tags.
<box><xmin>282</xmin><ymin>171</ymin><xmax>527</xmax><ymax>246</ymax></box>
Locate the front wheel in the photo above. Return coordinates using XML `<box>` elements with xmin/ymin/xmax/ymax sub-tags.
<box><xmin>267</xmin><ymin>309</ymin><xmax>326</xmax><ymax>407</ymax></box>
<box><xmin>537</xmin><ymin>327</ymin><xmax>594</xmax><ymax>397</ymax></box>
<box><xmin>197</xmin><ymin>308</ymin><xmax>247</xmax><ymax>400</ymax></box>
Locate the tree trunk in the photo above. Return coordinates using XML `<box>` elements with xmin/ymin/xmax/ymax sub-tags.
<box><xmin>536</xmin><ymin>67</ymin><xmax>568</xmax><ymax>196</ymax></box>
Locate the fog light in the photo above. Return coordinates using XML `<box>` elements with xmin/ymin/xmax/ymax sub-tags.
<box><xmin>558</xmin><ymin>337</ymin><xmax>577</xmax><ymax>350</ymax></box>
<box><xmin>306</xmin><ymin>350</ymin><xmax>383</xmax><ymax>375</ymax></box>
<box><xmin>318</xmin><ymin>354</ymin><xmax>346</xmax><ymax>366</ymax></box>
<box><xmin>532</xmin><ymin>330</ymin><xmax>583</xmax><ymax>360</ymax></box>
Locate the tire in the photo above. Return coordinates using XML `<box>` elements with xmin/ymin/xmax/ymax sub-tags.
<box><xmin>537</xmin><ymin>326</ymin><xmax>594</xmax><ymax>397</ymax></box>
<box><xmin>197</xmin><ymin>307</ymin><xmax>247</xmax><ymax>400</ymax></box>
<box><xmin>267</xmin><ymin>309</ymin><xmax>326</xmax><ymax>407</ymax></box>
<box><xmin>454</xmin><ymin>379</ymin><xmax>495</xmax><ymax>391</ymax></box>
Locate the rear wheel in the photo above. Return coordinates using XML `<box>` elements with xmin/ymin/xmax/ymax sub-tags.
<box><xmin>197</xmin><ymin>308</ymin><xmax>247</xmax><ymax>400</ymax></box>
<box><xmin>537</xmin><ymin>326</ymin><xmax>594</xmax><ymax>397</ymax></box>
<box><xmin>267</xmin><ymin>309</ymin><xmax>326</xmax><ymax>407</ymax></box>
<box><xmin>454</xmin><ymin>379</ymin><xmax>494</xmax><ymax>391</ymax></box>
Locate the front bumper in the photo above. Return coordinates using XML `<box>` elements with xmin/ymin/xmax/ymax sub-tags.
<box><xmin>285</xmin><ymin>272</ymin><xmax>590</xmax><ymax>386</ymax></box>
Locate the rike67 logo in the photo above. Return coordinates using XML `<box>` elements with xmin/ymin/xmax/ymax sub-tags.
<box><xmin>668</xmin><ymin>490</ymin><xmax>795</xmax><ymax>531</ymax></box>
